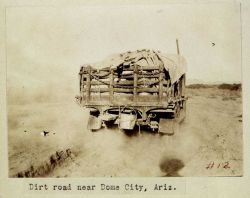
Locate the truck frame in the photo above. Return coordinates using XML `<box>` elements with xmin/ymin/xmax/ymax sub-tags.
<box><xmin>76</xmin><ymin>41</ymin><xmax>187</xmax><ymax>135</ymax></box>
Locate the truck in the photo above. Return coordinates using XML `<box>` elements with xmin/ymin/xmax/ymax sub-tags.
<box><xmin>76</xmin><ymin>40</ymin><xmax>187</xmax><ymax>135</ymax></box>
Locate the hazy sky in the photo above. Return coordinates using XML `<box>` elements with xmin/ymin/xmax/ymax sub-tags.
<box><xmin>6</xmin><ymin>3</ymin><xmax>241</xmax><ymax>90</ymax></box>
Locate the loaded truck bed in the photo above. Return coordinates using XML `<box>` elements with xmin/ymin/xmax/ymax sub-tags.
<box><xmin>76</xmin><ymin>48</ymin><xmax>187</xmax><ymax>134</ymax></box>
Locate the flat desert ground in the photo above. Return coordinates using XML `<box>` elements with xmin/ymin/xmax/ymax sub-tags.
<box><xmin>8</xmin><ymin>86</ymin><xmax>242</xmax><ymax>177</ymax></box>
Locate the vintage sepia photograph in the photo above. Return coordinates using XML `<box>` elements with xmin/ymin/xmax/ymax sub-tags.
<box><xmin>6</xmin><ymin>3</ymin><xmax>242</xmax><ymax>178</ymax></box>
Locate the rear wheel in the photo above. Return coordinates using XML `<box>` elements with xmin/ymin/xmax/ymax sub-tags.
<box><xmin>179</xmin><ymin>100</ymin><xmax>186</xmax><ymax>123</ymax></box>
<box><xmin>87</xmin><ymin>115</ymin><xmax>102</xmax><ymax>131</ymax></box>
<box><xmin>170</xmin><ymin>102</ymin><xmax>180</xmax><ymax>119</ymax></box>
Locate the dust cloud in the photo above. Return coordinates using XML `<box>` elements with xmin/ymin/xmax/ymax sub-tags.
<box><xmin>8</xmin><ymin>84</ymin><xmax>242</xmax><ymax>177</ymax></box>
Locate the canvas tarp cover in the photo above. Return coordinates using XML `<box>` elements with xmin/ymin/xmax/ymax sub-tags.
<box><xmin>158</xmin><ymin>53</ymin><xmax>187</xmax><ymax>83</ymax></box>
<box><xmin>87</xmin><ymin>50</ymin><xmax>187</xmax><ymax>84</ymax></box>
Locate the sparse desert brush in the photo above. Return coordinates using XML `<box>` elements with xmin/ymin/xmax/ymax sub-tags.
<box><xmin>186</xmin><ymin>84</ymin><xmax>214</xmax><ymax>89</ymax></box>
<box><xmin>218</xmin><ymin>83</ymin><xmax>241</xmax><ymax>91</ymax></box>
<box><xmin>187</xmin><ymin>83</ymin><xmax>242</xmax><ymax>92</ymax></box>
<box><xmin>222</xmin><ymin>96</ymin><xmax>237</xmax><ymax>101</ymax></box>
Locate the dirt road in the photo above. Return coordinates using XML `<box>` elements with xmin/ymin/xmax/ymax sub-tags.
<box><xmin>8</xmin><ymin>87</ymin><xmax>242</xmax><ymax>177</ymax></box>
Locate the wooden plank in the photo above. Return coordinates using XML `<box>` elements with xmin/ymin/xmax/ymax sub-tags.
<box><xmin>79</xmin><ymin>66</ymin><xmax>159</xmax><ymax>74</ymax></box>
<box><xmin>159</xmin><ymin>65</ymin><xmax>164</xmax><ymax>102</ymax></box>
<box><xmin>79</xmin><ymin>73</ymin><xmax>83</xmax><ymax>92</ymax></box>
<box><xmin>120</xmin><ymin>74</ymin><xmax>160</xmax><ymax>79</ymax></box>
<box><xmin>79</xmin><ymin>72</ymin><xmax>160</xmax><ymax>79</ymax></box>
<box><xmin>87</xmin><ymin>80</ymin><xmax>168</xmax><ymax>86</ymax></box>
<box><xmin>84</xmin><ymin>102</ymin><xmax>169</xmax><ymax>108</ymax></box>
<box><xmin>85</xmin><ymin>88</ymin><xmax>132</xmax><ymax>93</ymax></box>
<box><xmin>79</xmin><ymin>66</ymin><xmax>160</xmax><ymax>73</ymax></box>
<box><xmin>133</xmin><ymin>64</ymin><xmax>138</xmax><ymax>101</ymax></box>
<box><xmin>85</xmin><ymin>66</ymin><xmax>91</xmax><ymax>102</ymax></box>
<box><xmin>87</xmin><ymin>80</ymin><xmax>110</xmax><ymax>85</ymax></box>
<box><xmin>109</xmin><ymin>69</ymin><xmax>114</xmax><ymax>101</ymax></box>
<box><xmin>82</xmin><ymin>87</ymin><xmax>168</xmax><ymax>93</ymax></box>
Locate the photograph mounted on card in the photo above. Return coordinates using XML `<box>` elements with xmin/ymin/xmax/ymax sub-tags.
<box><xmin>6</xmin><ymin>3</ymin><xmax>242</xmax><ymax>178</ymax></box>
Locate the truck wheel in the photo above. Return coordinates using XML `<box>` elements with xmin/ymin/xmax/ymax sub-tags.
<box><xmin>173</xmin><ymin>103</ymin><xmax>181</xmax><ymax>118</ymax></box>
<box><xmin>87</xmin><ymin>115</ymin><xmax>102</xmax><ymax>131</ymax></box>
<box><xmin>179</xmin><ymin>100</ymin><xmax>186</xmax><ymax>123</ymax></box>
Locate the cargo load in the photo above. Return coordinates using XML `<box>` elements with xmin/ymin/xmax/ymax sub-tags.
<box><xmin>76</xmin><ymin>43</ymin><xmax>187</xmax><ymax>135</ymax></box>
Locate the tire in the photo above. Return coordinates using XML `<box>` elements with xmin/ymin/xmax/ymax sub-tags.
<box><xmin>173</xmin><ymin>103</ymin><xmax>181</xmax><ymax>118</ymax></box>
